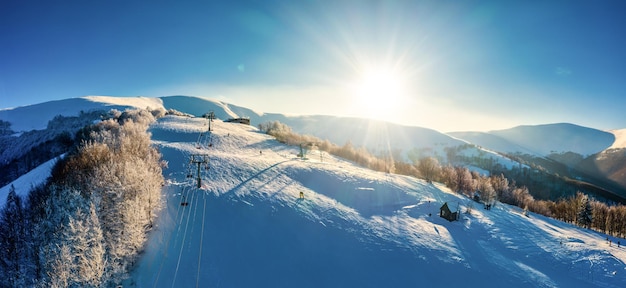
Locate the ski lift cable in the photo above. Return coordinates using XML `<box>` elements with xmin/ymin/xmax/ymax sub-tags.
<box><xmin>196</xmin><ymin>133</ymin><xmax>203</xmax><ymax>146</ymax></box>
<box><xmin>196</xmin><ymin>191</ymin><xmax>208</xmax><ymax>288</ymax></box>
<box><xmin>171</xmin><ymin>187</ymin><xmax>196</xmax><ymax>286</ymax></box>
<box><xmin>188</xmin><ymin>185</ymin><xmax>202</xmax><ymax>237</ymax></box>
<box><xmin>153</xmin><ymin>170</ymin><xmax>193</xmax><ymax>286</ymax></box>
<box><xmin>172</xmin><ymin>185</ymin><xmax>198</xmax><ymax>287</ymax></box>
<box><xmin>152</xmin><ymin>185</ymin><xmax>185</xmax><ymax>286</ymax></box>
<box><xmin>176</xmin><ymin>184</ymin><xmax>191</xmax><ymax>225</ymax></box>
<box><xmin>204</xmin><ymin>133</ymin><xmax>212</xmax><ymax>149</ymax></box>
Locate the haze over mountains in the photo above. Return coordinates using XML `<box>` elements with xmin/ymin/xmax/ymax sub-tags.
<box><xmin>451</xmin><ymin>124</ymin><xmax>616</xmax><ymax>157</ymax></box>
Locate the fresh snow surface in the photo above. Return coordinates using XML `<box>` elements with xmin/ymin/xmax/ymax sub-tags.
<box><xmin>83</xmin><ymin>95</ymin><xmax>164</xmax><ymax>111</ymax></box>
<box><xmin>0</xmin><ymin>155</ymin><xmax>61</xmax><ymax>207</ymax></box>
<box><xmin>159</xmin><ymin>95</ymin><xmax>241</xmax><ymax>119</ymax></box>
<box><xmin>128</xmin><ymin>115</ymin><xmax>626</xmax><ymax>288</ymax></box>
<box><xmin>608</xmin><ymin>129</ymin><xmax>626</xmax><ymax>149</ymax></box>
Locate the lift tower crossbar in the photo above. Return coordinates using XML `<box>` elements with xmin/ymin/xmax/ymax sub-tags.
<box><xmin>203</xmin><ymin>111</ymin><xmax>215</xmax><ymax>131</ymax></box>
<box><xmin>190</xmin><ymin>154</ymin><xmax>210</xmax><ymax>188</ymax></box>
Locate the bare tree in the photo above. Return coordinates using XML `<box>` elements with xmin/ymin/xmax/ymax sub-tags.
<box><xmin>416</xmin><ymin>157</ymin><xmax>441</xmax><ymax>183</ymax></box>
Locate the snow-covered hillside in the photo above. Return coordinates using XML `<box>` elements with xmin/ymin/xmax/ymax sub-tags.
<box><xmin>158</xmin><ymin>95</ymin><xmax>466</xmax><ymax>158</ymax></box>
<box><xmin>0</xmin><ymin>156</ymin><xmax>61</xmax><ymax>207</ymax></box>
<box><xmin>449</xmin><ymin>131</ymin><xmax>536</xmax><ymax>156</ymax></box>
<box><xmin>127</xmin><ymin>115</ymin><xmax>626</xmax><ymax>287</ymax></box>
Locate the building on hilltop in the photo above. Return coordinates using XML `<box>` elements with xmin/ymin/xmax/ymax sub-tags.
<box><xmin>225</xmin><ymin>117</ymin><xmax>250</xmax><ymax>125</ymax></box>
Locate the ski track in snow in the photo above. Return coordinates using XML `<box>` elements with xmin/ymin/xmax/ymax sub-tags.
<box><xmin>117</xmin><ymin>115</ymin><xmax>626</xmax><ymax>287</ymax></box>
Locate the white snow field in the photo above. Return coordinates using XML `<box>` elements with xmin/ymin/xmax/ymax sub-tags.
<box><xmin>127</xmin><ymin>115</ymin><xmax>626</xmax><ymax>288</ymax></box>
<box><xmin>609</xmin><ymin>129</ymin><xmax>626</xmax><ymax>150</ymax></box>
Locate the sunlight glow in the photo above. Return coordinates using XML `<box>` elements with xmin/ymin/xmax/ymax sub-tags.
<box><xmin>350</xmin><ymin>67</ymin><xmax>408</xmax><ymax>118</ymax></box>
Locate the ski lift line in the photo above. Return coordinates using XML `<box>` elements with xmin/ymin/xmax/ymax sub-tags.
<box><xmin>188</xmin><ymin>186</ymin><xmax>202</xmax><ymax>238</ymax></box>
<box><xmin>172</xmin><ymin>189</ymin><xmax>196</xmax><ymax>286</ymax></box>
<box><xmin>152</xmin><ymin>189</ymin><xmax>183</xmax><ymax>288</ymax></box>
<box><xmin>196</xmin><ymin>133</ymin><xmax>203</xmax><ymax>145</ymax></box>
<box><xmin>172</xmin><ymin>187</ymin><xmax>197</xmax><ymax>287</ymax></box>
<box><xmin>173</xmin><ymin>186</ymin><xmax>192</xmax><ymax>253</ymax></box>
<box><xmin>174</xmin><ymin>187</ymin><xmax>189</xmax><ymax>262</ymax></box>
<box><xmin>196</xmin><ymin>191</ymin><xmax>208</xmax><ymax>288</ymax></box>
<box><xmin>178</xmin><ymin>185</ymin><xmax>193</xmax><ymax>225</ymax></box>
<box><xmin>153</xmin><ymin>182</ymin><xmax>192</xmax><ymax>287</ymax></box>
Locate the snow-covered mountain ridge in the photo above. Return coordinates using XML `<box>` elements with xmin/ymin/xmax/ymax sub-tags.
<box><xmin>450</xmin><ymin>123</ymin><xmax>617</xmax><ymax>157</ymax></box>
<box><xmin>2</xmin><ymin>95</ymin><xmax>623</xmax><ymax>154</ymax></box>
<box><xmin>2</xmin><ymin>95</ymin><xmax>625</xmax><ymax>201</ymax></box>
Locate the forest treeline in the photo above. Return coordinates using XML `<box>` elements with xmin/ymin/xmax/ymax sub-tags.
<box><xmin>0</xmin><ymin>108</ymin><xmax>166</xmax><ymax>287</ymax></box>
<box><xmin>0</xmin><ymin>110</ymin><xmax>109</xmax><ymax>188</ymax></box>
<box><xmin>259</xmin><ymin>121</ymin><xmax>626</xmax><ymax>239</ymax></box>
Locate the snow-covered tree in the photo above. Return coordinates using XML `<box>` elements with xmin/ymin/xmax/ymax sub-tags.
<box><xmin>47</xmin><ymin>244</ymin><xmax>73</xmax><ymax>288</ymax></box>
<box><xmin>0</xmin><ymin>185</ymin><xmax>27</xmax><ymax>287</ymax></box>
<box><xmin>416</xmin><ymin>157</ymin><xmax>440</xmax><ymax>183</ymax></box>
<box><xmin>0</xmin><ymin>108</ymin><xmax>165</xmax><ymax>286</ymax></box>
<box><xmin>36</xmin><ymin>186</ymin><xmax>86</xmax><ymax>286</ymax></box>
<box><xmin>62</xmin><ymin>204</ymin><xmax>105</xmax><ymax>287</ymax></box>
<box><xmin>478</xmin><ymin>177</ymin><xmax>497</xmax><ymax>205</ymax></box>
<box><xmin>456</xmin><ymin>167</ymin><xmax>475</xmax><ymax>195</ymax></box>
<box><xmin>491</xmin><ymin>173</ymin><xmax>510</xmax><ymax>201</ymax></box>
<box><xmin>441</xmin><ymin>166</ymin><xmax>459</xmax><ymax>192</ymax></box>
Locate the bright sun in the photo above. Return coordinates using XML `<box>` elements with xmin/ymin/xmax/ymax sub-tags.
<box><xmin>350</xmin><ymin>68</ymin><xmax>407</xmax><ymax>118</ymax></box>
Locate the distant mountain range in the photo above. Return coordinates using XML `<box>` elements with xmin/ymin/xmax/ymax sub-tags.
<box><xmin>2</xmin><ymin>95</ymin><xmax>625</xmax><ymax>201</ymax></box>
<box><xmin>450</xmin><ymin>123</ymin><xmax>616</xmax><ymax>157</ymax></box>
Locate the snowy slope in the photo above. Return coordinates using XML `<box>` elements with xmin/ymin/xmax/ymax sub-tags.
<box><xmin>608</xmin><ymin>129</ymin><xmax>626</xmax><ymax>149</ymax></box>
<box><xmin>128</xmin><ymin>115</ymin><xmax>626</xmax><ymax>287</ymax></box>
<box><xmin>0</xmin><ymin>156</ymin><xmax>61</xmax><ymax>207</ymax></box>
<box><xmin>159</xmin><ymin>95</ymin><xmax>241</xmax><ymax>120</ymax></box>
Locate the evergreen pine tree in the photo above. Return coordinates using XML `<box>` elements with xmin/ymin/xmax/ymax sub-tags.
<box><xmin>577</xmin><ymin>193</ymin><xmax>593</xmax><ymax>229</ymax></box>
<box><xmin>0</xmin><ymin>185</ymin><xmax>26</xmax><ymax>287</ymax></box>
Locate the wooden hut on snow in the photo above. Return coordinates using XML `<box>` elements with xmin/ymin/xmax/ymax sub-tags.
<box><xmin>440</xmin><ymin>202</ymin><xmax>459</xmax><ymax>222</ymax></box>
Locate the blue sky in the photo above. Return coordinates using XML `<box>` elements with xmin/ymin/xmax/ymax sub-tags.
<box><xmin>1</xmin><ymin>0</ymin><xmax>624</xmax><ymax>132</ymax></box>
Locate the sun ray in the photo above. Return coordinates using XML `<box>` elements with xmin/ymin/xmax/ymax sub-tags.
<box><xmin>349</xmin><ymin>65</ymin><xmax>408</xmax><ymax>120</ymax></box>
